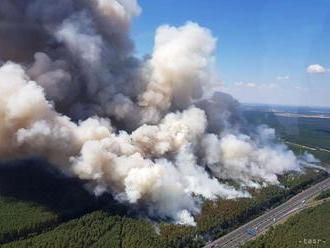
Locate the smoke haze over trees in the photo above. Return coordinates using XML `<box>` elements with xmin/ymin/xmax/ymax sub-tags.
<box><xmin>0</xmin><ymin>0</ymin><xmax>319</xmax><ymax>225</ymax></box>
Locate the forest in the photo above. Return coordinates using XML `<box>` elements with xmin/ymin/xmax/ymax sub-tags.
<box><xmin>0</xmin><ymin>110</ymin><xmax>329</xmax><ymax>248</ymax></box>
<box><xmin>0</xmin><ymin>161</ymin><xmax>326</xmax><ymax>248</ymax></box>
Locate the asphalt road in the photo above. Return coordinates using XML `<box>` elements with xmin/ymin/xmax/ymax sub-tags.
<box><xmin>204</xmin><ymin>176</ymin><xmax>330</xmax><ymax>248</ymax></box>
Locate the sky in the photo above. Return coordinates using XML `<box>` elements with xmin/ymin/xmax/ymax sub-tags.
<box><xmin>131</xmin><ymin>0</ymin><xmax>330</xmax><ymax>107</ymax></box>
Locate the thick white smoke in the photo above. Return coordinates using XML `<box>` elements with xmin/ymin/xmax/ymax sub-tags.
<box><xmin>139</xmin><ymin>22</ymin><xmax>217</xmax><ymax>123</ymax></box>
<box><xmin>202</xmin><ymin>130</ymin><xmax>300</xmax><ymax>187</ymax></box>
<box><xmin>0</xmin><ymin>62</ymin><xmax>247</xmax><ymax>225</ymax></box>
<box><xmin>0</xmin><ymin>0</ymin><xmax>317</xmax><ymax>225</ymax></box>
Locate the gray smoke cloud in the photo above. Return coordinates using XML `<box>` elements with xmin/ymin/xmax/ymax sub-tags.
<box><xmin>0</xmin><ymin>0</ymin><xmax>318</xmax><ymax>225</ymax></box>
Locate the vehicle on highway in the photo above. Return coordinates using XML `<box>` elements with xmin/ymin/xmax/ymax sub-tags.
<box><xmin>246</xmin><ymin>228</ymin><xmax>257</xmax><ymax>236</ymax></box>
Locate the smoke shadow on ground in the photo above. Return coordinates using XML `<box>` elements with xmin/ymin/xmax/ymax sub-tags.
<box><xmin>0</xmin><ymin>158</ymin><xmax>129</xmax><ymax>219</ymax></box>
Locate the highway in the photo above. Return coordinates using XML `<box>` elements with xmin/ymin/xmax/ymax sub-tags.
<box><xmin>204</xmin><ymin>176</ymin><xmax>330</xmax><ymax>248</ymax></box>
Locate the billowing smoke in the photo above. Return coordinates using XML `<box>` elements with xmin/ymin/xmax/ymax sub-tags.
<box><xmin>139</xmin><ymin>22</ymin><xmax>217</xmax><ymax>123</ymax></box>
<box><xmin>201</xmin><ymin>128</ymin><xmax>300</xmax><ymax>187</ymax></box>
<box><xmin>0</xmin><ymin>0</ymin><xmax>317</xmax><ymax>225</ymax></box>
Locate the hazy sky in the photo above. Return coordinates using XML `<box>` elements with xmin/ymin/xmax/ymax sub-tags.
<box><xmin>131</xmin><ymin>0</ymin><xmax>330</xmax><ymax>107</ymax></box>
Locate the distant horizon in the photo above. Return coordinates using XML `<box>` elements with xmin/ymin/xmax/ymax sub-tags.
<box><xmin>133</xmin><ymin>0</ymin><xmax>330</xmax><ymax>107</ymax></box>
<box><xmin>240</xmin><ymin>101</ymin><xmax>330</xmax><ymax>109</ymax></box>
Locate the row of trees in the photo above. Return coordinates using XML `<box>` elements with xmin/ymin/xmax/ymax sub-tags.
<box><xmin>316</xmin><ymin>188</ymin><xmax>330</xmax><ymax>201</ymax></box>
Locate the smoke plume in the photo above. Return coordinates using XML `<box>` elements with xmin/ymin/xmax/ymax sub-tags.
<box><xmin>0</xmin><ymin>0</ymin><xmax>317</xmax><ymax>225</ymax></box>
